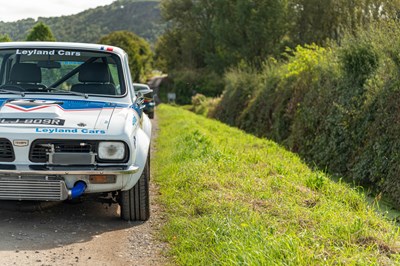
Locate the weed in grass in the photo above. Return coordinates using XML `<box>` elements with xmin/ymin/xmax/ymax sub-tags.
<box><xmin>306</xmin><ymin>172</ymin><xmax>326</xmax><ymax>191</ymax></box>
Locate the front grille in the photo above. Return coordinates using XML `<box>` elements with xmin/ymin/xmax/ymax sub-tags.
<box><xmin>30</xmin><ymin>139</ymin><xmax>129</xmax><ymax>163</ymax></box>
<box><xmin>0</xmin><ymin>139</ymin><xmax>14</xmax><ymax>162</ymax></box>
<box><xmin>30</xmin><ymin>140</ymin><xmax>97</xmax><ymax>163</ymax></box>
<box><xmin>0</xmin><ymin>179</ymin><xmax>68</xmax><ymax>201</ymax></box>
<box><xmin>55</xmin><ymin>143</ymin><xmax>92</xmax><ymax>153</ymax></box>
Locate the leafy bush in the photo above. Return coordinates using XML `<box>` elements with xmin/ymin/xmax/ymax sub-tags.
<box><xmin>190</xmin><ymin>94</ymin><xmax>208</xmax><ymax>116</ymax></box>
<box><xmin>189</xmin><ymin>93</ymin><xmax>222</xmax><ymax>117</ymax></box>
<box><xmin>339</xmin><ymin>40</ymin><xmax>379</xmax><ymax>87</ymax></box>
<box><xmin>219</xmin><ymin>45</ymin><xmax>334</xmax><ymax>142</ymax></box>
<box><xmin>213</xmin><ymin>65</ymin><xmax>261</xmax><ymax>126</ymax></box>
<box><xmin>211</xmin><ymin>22</ymin><xmax>400</xmax><ymax>206</ymax></box>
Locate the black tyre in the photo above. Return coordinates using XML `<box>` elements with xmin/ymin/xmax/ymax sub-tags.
<box><xmin>148</xmin><ymin>112</ymin><xmax>154</xmax><ymax>119</ymax></box>
<box><xmin>119</xmin><ymin>157</ymin><xmax>150</xmax><ymax>221</ymax></box>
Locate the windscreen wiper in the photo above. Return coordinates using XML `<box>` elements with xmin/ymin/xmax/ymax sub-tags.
<box><xmin>46</xmin><ymin>88</ymin><xmax>88</xmax><ymax>99</ymax></box>
<box><xmin>0</xmin><ymin>88</ymin><xmax>25</xmax><ymax>97</ymax></box>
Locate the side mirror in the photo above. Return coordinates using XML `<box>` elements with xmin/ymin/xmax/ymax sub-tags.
<box><xmin>133</xmin><ymin>84</ymin><xmax>152</xmax><ymax>109</ymax></box>
<box><xmin>136</xmin><ymin>91</ymin><xmax>145</xmax><ymax>109</ymax></box>
<box><xmin>135</xmin><ymin>88</ymin><xmax>153</xmax><ymax>96</ymax></box>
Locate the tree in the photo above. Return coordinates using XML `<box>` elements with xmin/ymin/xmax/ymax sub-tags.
<box><xmin>288</xmin><ymin>0</ymin><xmax>400</xmax><ymax>45</ymax></box>
<box><xmin>158</xmin><ymin>0</ymin><xmax>288</xmax><ymax>73</ymax></box>
<box><xmin>157</xmin><ymin>0</ymin><xmax>214</xmax><ymax>71</ymax></box>
<box><xmin>212</xmin><ymin>0</ymin><xmax>288</xmax><ymax>69</ymax></box>
<box><xmin>26</xmin><ymin>21</ymin><xmax>56</xmax><ymax>41</ymax></box>
<box><xmin>0</xmin><ymin>34</ymin><xmax>11</xmax><ymax>42</ymax></box>
<box><xmin>99</xmin><ymin>31</ymin><xmax>153</xmax><ymax>82</ymax></box>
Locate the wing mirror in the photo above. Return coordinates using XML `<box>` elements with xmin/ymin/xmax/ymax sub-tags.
<box><xmin>135</xmin><ymin>87</ymin><xmax>153</xmax><ymax>109</ymax></box>
<box><xmin>136</xmin><ymin>91</ymin><xmax>145</xmax><ymax>108</ymax></box>
<box><xmin>135</xmin><ymin>88</ymin><xmax>153</xmax><ymax>96</ymax></box>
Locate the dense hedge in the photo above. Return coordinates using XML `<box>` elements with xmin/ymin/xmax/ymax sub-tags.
<box><xmin>212</xmin><ymin>22</ymin><xmax>400</xmax><ymax>206</ymax></box>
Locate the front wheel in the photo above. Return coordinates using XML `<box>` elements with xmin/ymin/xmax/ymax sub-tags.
<box><xmin>119</xmin><ymin>158</ymin><xmax>150</xmax><ymax>221</ymax></box>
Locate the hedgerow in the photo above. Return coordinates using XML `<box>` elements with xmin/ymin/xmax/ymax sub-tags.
<box><xmin>212</xmin><ymin>22</ymin><xmax>400</xmax><ymax>205</ymax></box>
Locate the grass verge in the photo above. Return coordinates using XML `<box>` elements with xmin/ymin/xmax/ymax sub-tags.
<box><xmin>153</xmin><ymin>104</ymin><xmax>400</xmax><ymax>265</ymax></box>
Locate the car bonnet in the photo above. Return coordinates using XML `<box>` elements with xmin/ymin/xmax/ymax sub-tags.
<box><xmin>0</xmin><ymin>98</ymin><xmax>127</xmax><ymax>130</ymax></box>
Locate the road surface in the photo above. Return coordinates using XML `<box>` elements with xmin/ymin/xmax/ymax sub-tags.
<box><xmin>0</xmin><ymin>117</ymin><xmax>168</xmax><ymax>266</ymax></box>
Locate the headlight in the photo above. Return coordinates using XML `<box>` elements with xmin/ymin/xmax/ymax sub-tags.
<box><xmin>98</xmin><ymin>142</ymin><xmax>125</xmax><ymax>160</ymax></box>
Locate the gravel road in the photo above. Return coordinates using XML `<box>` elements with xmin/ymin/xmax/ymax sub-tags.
<box><xmin>0</xmin><ymin>117</ymin><xmax>169</xmax><ymax>266</ymax></box>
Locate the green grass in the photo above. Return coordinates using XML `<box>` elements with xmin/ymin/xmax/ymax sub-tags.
<box><xmin>153</xmin><ymin>104</ymin><xmax>400</xmax><ymax>265</ymax></box>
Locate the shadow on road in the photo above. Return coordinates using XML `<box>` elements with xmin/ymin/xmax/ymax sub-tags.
<box><xmin>0</xmin><ymin>197</ymin><xmax>137</xmax><ymax>251</ymax></box>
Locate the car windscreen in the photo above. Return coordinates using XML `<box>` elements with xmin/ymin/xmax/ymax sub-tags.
<box><xmin>0</xmin><ymin>48</ymin><xmax>126</xmax><ymax>96</ymax></box>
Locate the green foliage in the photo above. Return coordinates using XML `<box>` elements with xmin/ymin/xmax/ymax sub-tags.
<box><xmin>99</xmin><ymin>31</ymin><xmax>153</xmax><ymax>82</ymax></box>
<box><xmin>166</xmin><ymin>69</ymin><xmax>225</xmax><ymax>104</ymax></box>
<box><xmin>0</xmin><ymin>1</ymin><xmax>164</xmax><ymax>44</ymax></box>
<box><xmin>284</xmin><ymin>44</ymin><xmax>330</xmax><ymax>78</ymax></box>
<box><xmin>158</xmin><ymin>0</ymin><xmax>288</xmax><ymax>72</ymax></box>
<box><xmin>156</xmin><ymin>0</ymin><xmax>400</xmax><ymax>102</ymax></box>
<box><xmin>211</xmin><ymin>0</ymin><xmax>288</xmax><ymax>69</ymax></box>
<box><xmin>339</xmin><ymin>38</ymin><xmax>379</xmax><ymax>87</ymax></box>
<box><xmin>154</xmin><ymin>104</ymin><xmax>400</xmax><ymax>265</ymax></box>
<box><xmin>0</xmin><ymin>34</ymin><xmax>11</xmax><ymax>42</ymax></box>
<box><xmin>213</xmin><ymin>65</ymin><xmax>261</xmax><ymax>126</ymax></box>
<box><xmin>158</xmin><ymin>0</ymin><xmax>216</xmax><ymax>70</ymax></box>
<box><xmin>288</xmin><ymin>0</ymin><xmax>400</xmax><ymax>45</ymax></box>
<box><xmin>190</xmin><ymin>93</ymin><xmax>207</xmax><ymax>116</ymax></box>
<box><xmin>169</xmin><ymin>69</ymin><xmax>200</xmax><ymax>105</ymax></box>
<box><xmin>215</xmin><ymin>45</ymin><xmax>334</xmax><ymax>141</ymax></box>
<box><xmin>26</xmin><ymin>22</ymin><xmax>56</xmax><ymax>41</ymax></box>
<box><xmin>306</xmin><ymin>172</ymin><xmax>326</xmax><ymax>191</ymax></box>
<box><xmin>189</xmin><ymin>93</ymin><xmax>221</xmax><ymax>117</ymax></box>
<box><xmin>212</xmin><ymin>22</ymin><xmax>400</xmax><ymax>206</ymax></box>
<box><xmin>156</xmin><ymin>0</ymin><xmax>290</xmax><ymax>102</ymax></box>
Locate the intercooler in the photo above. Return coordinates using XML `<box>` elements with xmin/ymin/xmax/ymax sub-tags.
<box><xmin>0</xmin><ymin>178</ymin><xmax>69</xmax><ymax>201</ymax></box>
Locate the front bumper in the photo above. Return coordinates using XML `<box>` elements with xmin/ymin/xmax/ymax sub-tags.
<box><xmin>0</xmin><ymin>164</ymin><xmax>139</xmax><ymax>175</ymax></box>
<box><xmin>0</xmin><ymin>164</ymin><xmax>140</xmax><ymax>201</ymax></box>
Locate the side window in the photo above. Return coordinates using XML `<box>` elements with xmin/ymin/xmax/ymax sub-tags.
<box><xmin>0</xmin><ymin>54</ymin><xmax>7</xmax><ymax>85</ymax></box>
<box><xmin>108</xmin><ymin>63</ymin><xmax>121</xmax><ymax>94</ymax></box>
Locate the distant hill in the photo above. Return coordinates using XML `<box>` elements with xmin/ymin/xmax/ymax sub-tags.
<box><xmin>0</xmin><ymin>0</ymin><xmax>164</xmax><ymax>43</ymax></box>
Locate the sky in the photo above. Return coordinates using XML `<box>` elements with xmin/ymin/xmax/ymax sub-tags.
<box><xmin>0</xmin><ymin>0</ymin><xmax>115</xmax><ymax>22</ymax></box>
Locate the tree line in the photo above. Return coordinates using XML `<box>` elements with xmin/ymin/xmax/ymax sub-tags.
<box><xmin>0</xmin><ymin>0</ymin><xmax>163</xmax><ymax>44</ymax></box>
<box><xmin>154</xmin><ymin>0</ymin><xmax>400</xmax><ymax>102</ymax></box>
<box><xmin>157</xmin><ymin>0</ymin><xmax>400</xmax><ymax>72</ymax></box>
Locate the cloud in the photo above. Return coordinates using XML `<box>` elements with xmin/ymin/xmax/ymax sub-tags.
<box><xmin>0</xmin><ymin>0</ymin><xmax>114</xmax><ymax>22</ymax></box>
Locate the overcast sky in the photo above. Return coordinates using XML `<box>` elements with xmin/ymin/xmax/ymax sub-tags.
<box><xmin>0</xmin><ymin>0</ymin><xmax>115</xmax><ymax>22</ymax></box>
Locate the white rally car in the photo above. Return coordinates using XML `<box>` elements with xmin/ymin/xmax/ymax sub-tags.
<box><xmin>0</xmin><ymin>42</ymin><xmax>152</xmax><ymax>221</ymax></box>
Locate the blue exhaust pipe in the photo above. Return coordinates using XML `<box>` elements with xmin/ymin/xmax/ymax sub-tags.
<box><xmin>68</xmin><ymin>181</ymin><xmax>87</xmax><ymax>199</ymax></box>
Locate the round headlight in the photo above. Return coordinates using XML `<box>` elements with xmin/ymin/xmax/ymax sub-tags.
<box><xmin>98</xmin><ymin>142</ymin><xmax>125</xmax><ymax>160</ymax></box>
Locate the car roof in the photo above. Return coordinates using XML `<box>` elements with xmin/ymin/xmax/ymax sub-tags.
<box><xmin>0</xmin><ymin>42</ymin><xmax>126</xmax><ymax>56</ymax></box>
